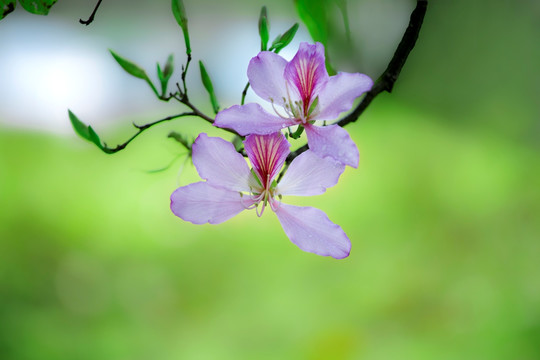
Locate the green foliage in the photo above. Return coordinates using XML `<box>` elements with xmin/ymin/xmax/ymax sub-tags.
<box><xmin>109</xmin><ymin>50</ymin><xmax>159</xmax><ymax>97</ymax></box>
<box><xmin>68</xmin><ymin>110</ymin><xmax>103</xmax><ymax>150</ymax></box>
<box><xmin>1</xmin><ymin>0</ymin><xmax>16</xmax><ymax>20</ymax></box>
<box><xmin>294</xmin><ymin>0</ymin><xmax>350</xmax><ymax>74</ymax></box>
<box><xmin>198</xmin><ymin>60</ymin><xmax>220</xmax><ymax>114</ymax></box>
<box><xmin>258</xmin><ymin>6</ymin><xmax>269</xmax><ymax>51</ymax></box>
<box><xmin>167</xmin><ymin>131</ymin><xmax>193</xmax><ymax>152</ymax></box>
<box><xmin>19</xmin><ymin>0</ymin><xmax>56</xmax><ymax>14</ymax></box>
<box><xmin>157</xmin><ymin>54</ymin><xmax>175</xmax><ymax>97</ymax></box>
<box><xmin>171</xmin><ymin>0</ymin><xmax>191</xmax><ymax>55</ymax></box>
<box><xmin>1</xmin><ymin>0</ymin><xmax>57</xmax><ymax>20</ymax></box>
<box><xmin>269</xmin><ymin>23</ymin><xmax>299</xmax><ymax>54</ymax></box>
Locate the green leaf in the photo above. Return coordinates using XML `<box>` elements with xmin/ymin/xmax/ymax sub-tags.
<box><xmin>18</xmin><ymin>0</ymin><xmax>57</xmax><ymax>15</ymax></box>
<box><xmin>157</xmin><ymin>54</ymin><xmax>174</xmax><ymax>97</ymax></box>
<box><xmin>109</xmin><ymin>49</ymin><xmax>148</xmax><ymax>80</ymax></box>
<box><xmin>109</xmin><ymin>49</ymin><xmax>159</xmax><ymax>97</ymax></box>
<box><xmin>269</xmin><ymin>23</ymin><xmax>299</xmax><ymax>53</ymax></box>
<box><xmin>171</xmin><ymin>0</ymin><xmax>191</xmax><ymax>55</ymax></box>
<box><xmin>294</xmin><ymin>0</ymin><xmax>336</xmax><ymax>74</ymax></box>
<box><xmin>199</xmin><ymin>61</ymin><xmax>220</xmax><ymax>114</ymax></box>
<box><xmin>1</xmin><ymin>1</ymin><xmax>16</xmax><ymax>20</ymax></box>
<box><xmin>163</xmin><ymin>54</ymin><xmax>174</xmax><ymax>79</ymax></box>
<box><xmin>68</xmin><ymin>110</ymin><xmax>103</xmax><ymax>150</ymax></box>
<box><xmin>258</xmin><ymin>6</ymin><xmax>269</xmax><ymax>51</ymax></box>
<box><xmin>167</xmin><ymin>131</ymin><xmax>193</xmax><ymax>151</ymax></box>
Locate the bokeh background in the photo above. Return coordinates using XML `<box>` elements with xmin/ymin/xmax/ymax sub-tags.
<box><xmin>1</xmin><ymin>0</ymin><xmax>539</xmax><ymax>359</ymax></box>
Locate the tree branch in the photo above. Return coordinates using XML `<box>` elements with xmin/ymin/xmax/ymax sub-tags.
<box><xmin>285</xmin><ymin>0</ymin><xmax>428</xmax><ymax>164</ymax></box>
<box><xmin>101</xmin><ymin>112</ymin><xmax>196</xmax><ymax>154</ymax></box>
<box><xmin>79</xmin><ymin>0</ymin><xmax>103</xmax><ymax>26</ymax></box>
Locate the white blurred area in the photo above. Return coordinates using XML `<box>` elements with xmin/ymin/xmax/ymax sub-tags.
<box><xmin>0</xmin><ymin>0</ymin><xmax>407</xmax><ymax>135</ymax></box>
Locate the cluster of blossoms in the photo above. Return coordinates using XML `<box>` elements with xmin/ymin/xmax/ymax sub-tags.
<box><xmin>170</xmin><ymin>42</ymin><xmax>372</xmax><ymax>259</ymax></box>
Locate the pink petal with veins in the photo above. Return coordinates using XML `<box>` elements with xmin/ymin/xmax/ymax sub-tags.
<box><xmin>316</xmin><ymin>72</ymin><xmax>373</xmax><ymax>121</ymax></box>
<box><xmin>304</xmin><ymin>124</ymin><xmax>360</xmax><ymax>168</ymax></box>
<box><xmin>170</xmin><ymin>182</ymin><xmax>254</xmax><ymax>225</ymax></box>
<box><xmin>248</xmin><ymin>51</ymin><xmax>289</xmax><ymax>107</ymax></box>
<box><xmin>284</xmin><ymin>42</ymin><xmax>329</xmax><ymax>110</ymax></box>
<box><xmin>277</xmin><ymin>150</ymin><xmax>344</xmax><ymax>196</ymax></box>
<box><xmin>214</xmin><ymin>103</ymin><xmax>297</xmax><ymax>136</ymax></box>
<box><xmin>274</xmin><ymin>203</ymin><xmax>351</xmax><ymax>259</ymax></box>
<box><xmin>192</xmin><ymin>134</ymin><xmax>252</xmax><ymax>192</ymax></box>
<box><xmin>244</xmin><ymin>133</ymin><xmax>290</xmax><ymax>187</ymax></box>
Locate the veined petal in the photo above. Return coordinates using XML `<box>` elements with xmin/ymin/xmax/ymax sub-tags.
<box><xmin>284</xmin><ymin>42</ymin><xmax>329</xmax><ymax>110</ymax></box>
<box><xmin>274</xmin><ymin>203</ymin><xmax>351</xmax><ymax>259</ymax></box>
<box><xmin>304</xmin><ymin>124</ymin><xmax>360</xmax><ymax>168</ymax></box>
<box><xmin>277</xmin><ymin>150</ymin><xmax>345</xmax><ymax>196</ymax></box>
<box><xmin>316</xmin><ymin>72</ymin><xmax>373</xmax><ymax>121</ymax></box>
<box><xmin>244</xmin><ymin>133</ymin><xmax>290</xmax><ymax>187</ymax></box>
<box><xmin>170</xmin><ymin>182</ymin><xmax>254</xmax><ymax>225</ymax></box>
<box><xmin>214</xmin><ymin>103</ymin><xmax>296</xmax><ymax>136</ymax></box>
<box><xmin>192</xmin><ymin>134</ymin><xmax>252</xmax><ymax>192</ymax></box>
<box><xmin>247</xmin><ymin>51</ymin><xmax>289</xmax><ymax>107</ymax></box>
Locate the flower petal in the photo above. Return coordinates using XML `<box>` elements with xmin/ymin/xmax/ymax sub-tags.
<box><xmin>277</xmin><ymin>150</ymin><xmax>345</xmax><ymax>196</ymax></box>
<box><xmin>247</xmin><ymin>51</ymin><xmax>289</xmax><ymax>107</ymax></box>
<box><xmin>214</xmin><ymin>103</ymin><xmax>296</xmax><ymax>136</ymax></box>
<box><xmin>244</xmin><ymin>133</ymin><xmax>290</xmax><ymax>186</ymax></box>
<box><xmin>192</xmin><ymin>134</ymin><xmax>251</xmax><ymax>192</ymax></box>
<box><xmin>304</xmin><ymin>124</ymin><xmax>360</xmax><ymax>168</ymax></box>
<box><xmin>170</xmin><ymin>182</ymin><xmax>254</xmax><ymax>225</ymax></box>
<box><xmin>284</xmin><ymin>42</ymin><xmax>329</xmax><ymax>106</ymax></box>
<box><xmin>316</xmin><ymin>72</ymin><xmax>373</xmax><ymax>121</ymax></box>
<box><xmin>274</xmin><ymin>203</ymin><xmax>351</xmax><ymax>259</ymax></box>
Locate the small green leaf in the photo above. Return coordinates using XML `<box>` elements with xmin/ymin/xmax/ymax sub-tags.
<box><xmin>199</xmin><ymin>60</ymin><xmax>220</xmax><ymax>114</ymax></box>
<box><xmin>88</xmin><ymin>126</ymin><xmax>102</xmax><ymax>148</ymax></box>
<box><xmin>1</xmin><ymin>1</ymin><xmax>16</xmax><ymax>20</ymax></box>
<box><xmin>19</xmin><ymin>0</ymin><xmax>57</xmax><ymax>15</ymax></box>
<box><xmin>68</xmin><ymin>110</ymin><xmax>103</xmax><ymax>149</ymax></box>
<box><xmin>109</xmin><ymin>49</ymin><xmax>159</xmax><ymax>97</ymax></box>
<box><xmin>167</xmin><ymin>131</ymin><xmax>193</xmax><ymax>151</ymax></box>
<box><xmin>109</xmin><ymin>49</ymin><xmax>147</xmax><ymax>80</ymax></box>
<box><xmin>172</xmin><ymin>0</ymin><xmax>191</xmax><ymax>55</ymax></box>
<box><xmin>157</xmin><ymin>54</ymin><xmax>174</xmax><ymax>96</ymax></box>
<box><xmin>269</xmin><ymin>23</ymin><xmax>299</xmax><ymax>53</ymax></box>
<box><xmin>163</xmin><ymin>54</ymin><xmax>174</xmax><ymax>79</ymax></box>
<box><xmin>258</xmin><ymin>6</ymin><xmax>269</xmax><ymax>51</ymax></box>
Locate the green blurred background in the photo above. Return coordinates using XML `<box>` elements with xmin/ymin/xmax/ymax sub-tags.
<box><xmin>1</xmin><ymin>0</ymin><xmax>539</xmax><ymax>359</ymax></box>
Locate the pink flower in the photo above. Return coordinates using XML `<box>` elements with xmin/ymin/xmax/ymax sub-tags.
<box><xmin>214</xmin><ymin>42</ymin><xmax>373</xmax><ymax>168</ymax></box>
<box><xmin>170</xmin><ymin>132</ymin><xmax>351</xmax><ymax>259</ymax></box>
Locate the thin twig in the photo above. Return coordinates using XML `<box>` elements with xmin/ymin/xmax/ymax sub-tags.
<box><xmin>101</xmin><ymin>112</ymin><xmax>196</xmax><ymax>154</ymax></box>
<box><xmin>285</xmin><ymin>0</ymin><xmax>428</xmax><ymax>164</ymax></box>
<box><xmin>79</xmin><ymin>0</ymin><xmax>103</xmax><ymax>26</ymax></box>
<box><xmin>181</xmin><ymin>54</ymin><xmax>192</xmax><ymax>97</ymax></box>
<box><xmin>241</xmin><ymin>82</ymin><xmax>250</xmax><ymax>105</ymax></box>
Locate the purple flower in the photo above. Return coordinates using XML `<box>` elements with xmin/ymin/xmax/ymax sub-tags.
<box><xmin>170</xmin><ymin>132</ymin><xmax>351</xmax><ymax>259</ymax></box>
<box><xmin>214</xmin><ymin>42</ymin><xmax>373</xmax><ymax>168</ymax></box>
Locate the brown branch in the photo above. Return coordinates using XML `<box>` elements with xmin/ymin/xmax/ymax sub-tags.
<box><xmin>80</xmin><ymin>0</ymin><xmax>103</xmax><ymax>26</ymax></box>
<box><xmin>286</xmin><ymin>0</ymin><xmax>428</xmax><ymax>164</ymax></box>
